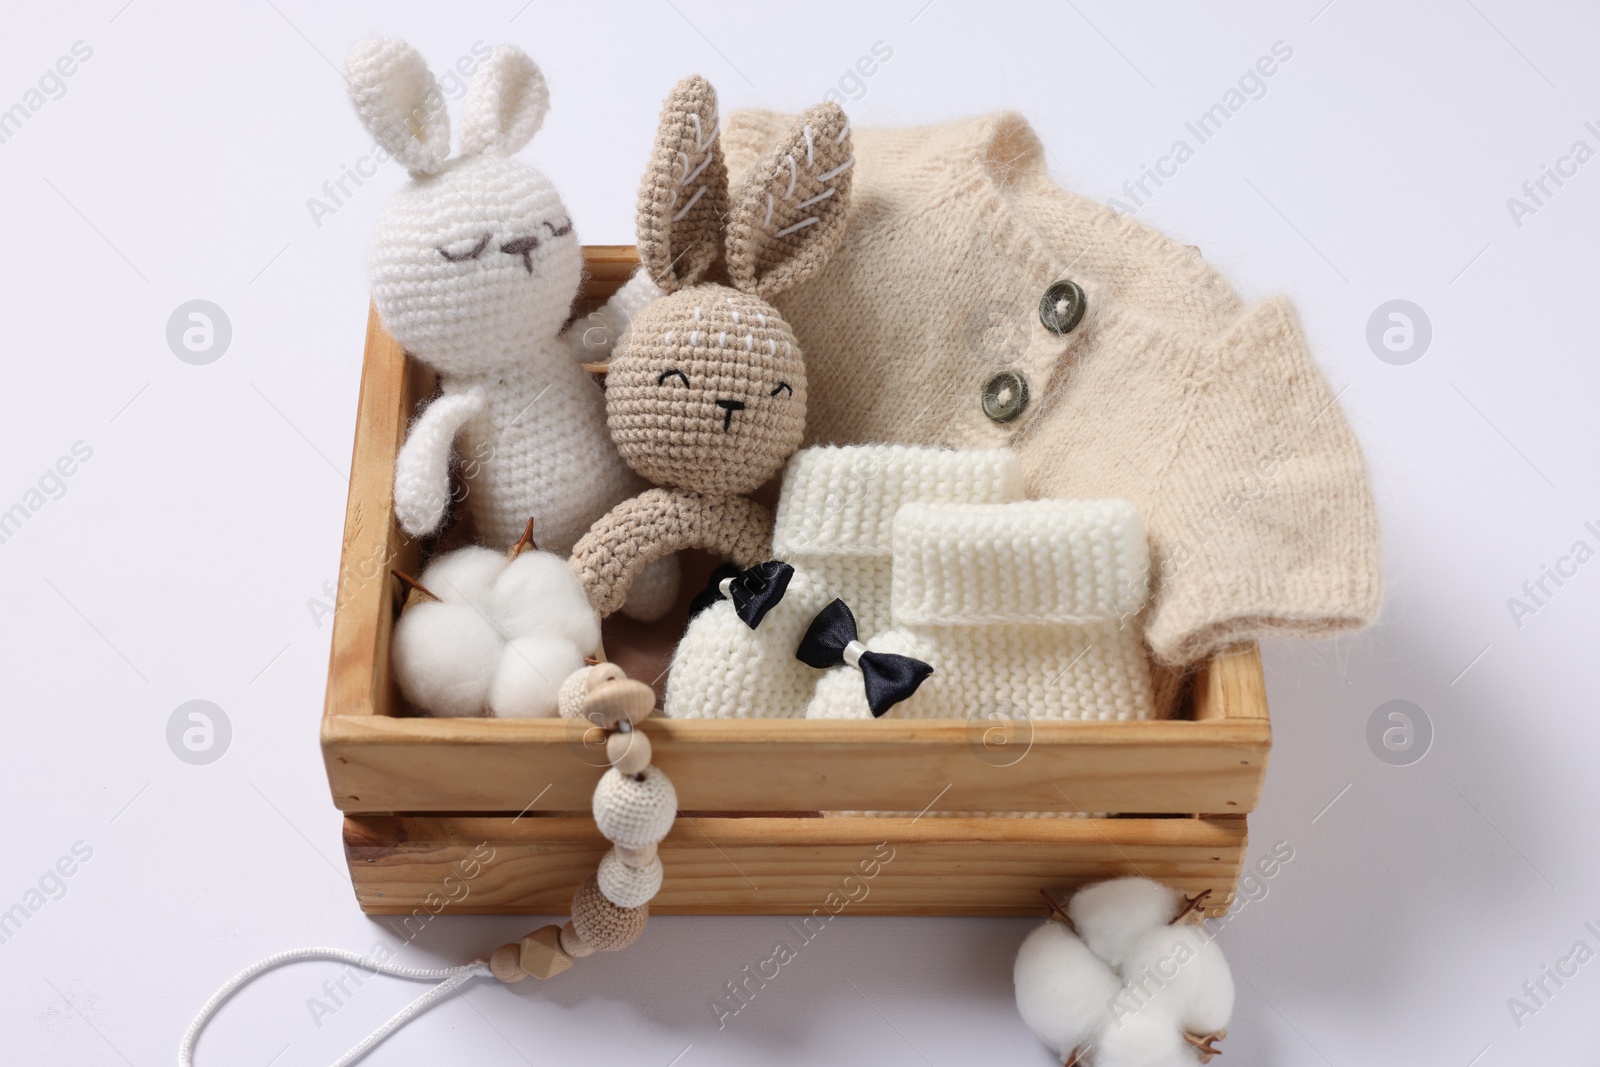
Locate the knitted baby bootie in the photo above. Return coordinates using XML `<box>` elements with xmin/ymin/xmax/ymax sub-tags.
<box><xmin>804</xmin><ymin>498</ymin><xmax>1156</xmax><ymax>723</ymax></box>
<box><xmin>662</xmin><ymin>444</ymin><xmax>1025</xmax><ymax>718</ymax></box>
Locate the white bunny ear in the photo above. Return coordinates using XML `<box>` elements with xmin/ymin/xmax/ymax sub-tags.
<box><xmin>346</xmin><ymin>38</ymin><xmax>452</xmax><ymax>176</ymax></box>
<box><xmin>458</xmin><ymin>45</ymin><xmax>549</xmax><ymax>158</ymax></box>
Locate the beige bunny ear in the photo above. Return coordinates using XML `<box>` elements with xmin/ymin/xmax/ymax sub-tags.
<box><xmin>346</xmin><ymin>38</ymin><xmax>451</xmax><ymax>176</ymax></box>
<box><xmin>636</xmin><ymin>76</ymin><xmax>728</xmax><ymax>293</ymax></box>
<box><xmin>725</xmin><ymin>101</ymin><xmax>853</xmax><ymax>299</ymax></box>
<box><xmin>458</xmin><ymin>45</ymin><xmax>549</xmax><ymax>158</ymax></box>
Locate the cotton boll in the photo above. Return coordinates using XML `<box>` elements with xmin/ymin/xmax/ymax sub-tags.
<box><xmin>392</xmin><ymin>600</ymin><xmax>501</xmax><ymax>716</ymax></box>
<box><xmin>490</xmin><ymin>635</ymin><xmax>588</xmax><ymax>717</ymax></box>
<box><xmin>1092</xmin><ymin>1003</ymin><xmax>1191</xmax><ymax>1067</ymax></box>
<box><xmin>1069</xmin><ymin>877</ymin><xmax>1181</xmax><ymax>968</ymax></box>
<box><xmin>417</xmin><ymin>545</ymin><xmax>506</xmax><ymax>613</ymax></box>
<box><xmin>1120</xmin><ymin>922</ymin><xmax>1234</xmax><ymax>1037</ymax></box>
<box><xmin>1013</xmin><ymin>921</ymin><xmax>1120</xmax><ymax>1059</ymax></box>
<box><xmin>494</xmin><ymin>551</ymin><xmax>600</xmax><ymax>650</ymax></box>
<box><xmin>390</xmin><ymin>545</ymin><xmax>605</xmax><ymax>718</ymax></box>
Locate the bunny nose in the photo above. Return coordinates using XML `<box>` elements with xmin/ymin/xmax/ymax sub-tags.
<box><xmin>715</xmin><ymin>398</ymin><xmax>745</xmax><ymax>431</ymax></box>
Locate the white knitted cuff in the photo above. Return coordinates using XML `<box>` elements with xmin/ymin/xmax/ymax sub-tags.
<box><xmin>773</xmin><ymin>445</ymin><xmax>1025</xmax><ymax>558</ymax></box>
<box><xmin>891</xmin><ymin>499</ymin><xmax>1149</xmax><ymax>626</ymax></box>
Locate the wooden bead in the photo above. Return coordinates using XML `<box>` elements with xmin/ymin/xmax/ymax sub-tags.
<box><xmin>606</xmin><ymin>728</ymin><xmax>652</xmax><ymax>775</ymax></box>
<box><xmin>616</xmin><ymin>842</ymin><xmax>657</xmax><ymax>868</ymax></box>
<box><xmin>489</xmin><ymin>943</ymin><xmax>527</xmax><ymax>983</ymax></box>
<box><xmin>586</xmin><ymin>662</ymin><xmax>626</xmax><ymax>691</ymax></box>
<box><xmin>583</xmin><ymin>678</ymin><xmax>655</xmax><ymax>728</ymax></box>
<box><xmin>559</xmin><ymin>920</ymin><xmax>595</xmax><ymax>958</ymax></box>
<box><xmin>518</xmin><ymin>924</ymin><xmax>574</xmax><ymax>979</ymax></box>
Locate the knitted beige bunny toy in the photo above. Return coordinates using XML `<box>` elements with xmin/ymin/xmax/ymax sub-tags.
<box><xmin>569</xmin><ymin>76</ymin><xmax>854</xmax><ymax>617</ymax></box>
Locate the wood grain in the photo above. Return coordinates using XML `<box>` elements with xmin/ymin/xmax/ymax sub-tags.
<box><xmin>1191</xmin><ymin>644</ymin><xmax>1269</xmax><ymax>722</ymax></box>
<box><xmin>323</xmin><ymin>714</ymin><xmax>1269</xmax><ymax>815</ymax></box>
<box><xmin>323</xmin><ymin>305</ymin><xmax>431</xmax><ymax>724</ymax></box>
<box><xmin>344</xmin><ymin>814</ymin><xmax>1248</xmax><ymax>918</ymax></box>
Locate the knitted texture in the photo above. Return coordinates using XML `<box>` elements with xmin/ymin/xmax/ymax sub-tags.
<box><xmin>773</xmin><ymin>445</ymin><xmax>1027</xmax><ymax>560</ymax></box>
<box><xmin>891</xmin><ymin>499</ymin><xmax>1147</xmax><ymax>626</ymax></box>
<box><xmin>571</xmin><ymin>487</ymin><xmax>774</xmax><ymax>618</ymax></box>
<box><xmin>664</xmin><ymin>445</ymin><xmax>1025</xmax><ymax>719</ymax></box>
<box><xmin>597</xmin><ymin>849</ymin><xmax>664</xmax><ymax>909</ymax></box>
<box><xmin>591</xmin><ymin>766</ymin><xmax>677</xmax><ymax>848</ymax></box>
<box><xmin>345</xmin><ymin>38</ymin><xmax>451</xmax><ymax>174</ymax></box>
<box><xmin>607</xmin><ymin>286</ymin><xmax>806</xmax><ymax>495</ymax></box>
<box><xmin>805</xmin><ymin>499</ymin><xmax>1155</xmax><ymax>723</ymax></box>
<box><xmin>556</xmin><ymin>665</ymin><xmax>592</xmax><ymax>719</ymax></box>
<box><xmin>636</xmin><ymin>74</ymin><xmax>727</xmax><ymax>291</ymax></box>
<box><xmin>722</xmin><ymin>109</ymin><xmax>1381</xmax><ymax>666</ymax></box>
<box><xmin>662</xmin><ymin>568</ymin><xmax>831</xmax><ymax>720</ymax></box>
<box><xmin>570</xmin><ymin>874</ymin><xmax>648</xmax><ymax>952</ymax></box>
<box><xmin>571</xmin><ymin>77</ymin><xmax>853</xmax><ymax>615</ymax></box>
<box><xmin>351</xmin><ymin>40</ymin><xmax>659</xmax><ymax>587</ymax></box>
<box><xmin>392</xmin><ymin>390</ymin><xmax>484</xmax><ymax>538</ymax></box>
<box><xmin>722</xmin><ymin>99</ymin><xmax>854</xmax><ymax>299</ymax></box>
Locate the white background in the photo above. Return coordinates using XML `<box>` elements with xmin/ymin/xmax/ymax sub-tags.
<box><xmin>2</xmin><ymin>1</ymin><xmax>1597</xmax><ymax>1064</ymax></box>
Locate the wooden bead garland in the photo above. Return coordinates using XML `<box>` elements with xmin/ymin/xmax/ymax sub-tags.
<box><xmin>491</xmin><ymin>662</ymin><xmax>673</xmax><ymax>979</ymax></box>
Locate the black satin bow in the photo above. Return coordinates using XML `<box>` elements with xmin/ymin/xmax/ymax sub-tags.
<box><xmin>795</xmin><ymin>599</ymin><xmax>934</xmax><ymax>718</ymax></box>
<box><xmin>687</xmin><ymin>560</ymin><xmax>795</xmax><ymax>629</ymax></box>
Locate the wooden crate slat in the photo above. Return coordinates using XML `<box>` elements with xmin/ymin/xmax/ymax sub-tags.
<box><xmin>345</xmin><ymin>814</ymin><xmax>1247</xmax><ymax>918</ymax></box>
<box><xmin>323</xmin><ymin>714</ymin><xmax>1268</xmax><ymax>815</ymax></box>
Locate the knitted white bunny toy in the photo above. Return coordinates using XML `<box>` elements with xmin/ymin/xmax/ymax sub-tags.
<box><xmin>347</xmin><ymin>38</ymin><xmax>676</xmax><ymax>619</ymax></box>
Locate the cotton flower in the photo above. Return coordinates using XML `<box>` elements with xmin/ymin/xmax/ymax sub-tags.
<box><xmin>392</xmin><ymin>546</ymin><xmax>600</xmax><ymax>717</ymax></box>
<box><xmin>1014</xmin><ymin>878</ymin><xmax>1234</xmax><ymax>1066</ymax></box>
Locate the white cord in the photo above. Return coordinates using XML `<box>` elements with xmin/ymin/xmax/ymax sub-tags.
<box><xmin>178</xmin><ymin>947</ymin><xmax>493</xmax><ymax>1067</ymax></box>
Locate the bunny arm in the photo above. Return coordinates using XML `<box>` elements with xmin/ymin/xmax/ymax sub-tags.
<box><xmin>570</xmin><ymin>488</ymin><xmax>773</xmax><ymax>617</ymax></box>
<box><xmin>392</xmin><ymin>389</ymin><xmax>486</xmax><ymax>538</ymax></box>
<box><xmin>563</xmin><ymin>270</ymin><xmax>664</xmax><ymax>364</ymax></box>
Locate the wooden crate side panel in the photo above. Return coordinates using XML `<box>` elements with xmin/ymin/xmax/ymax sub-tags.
<box><xmin>345</xmin><ymin>814</ymin><xmax>1247</xmax><ymax>918</ymax></box>
<box><xmin>324</xmin><ymin>716</ymin><xmax>1270</xmax><ymax>816</ymax></box>
<box><xmin>323</xmin><ymin>306</ymin><xmax>430</xmax><ymax>723</ymax></box>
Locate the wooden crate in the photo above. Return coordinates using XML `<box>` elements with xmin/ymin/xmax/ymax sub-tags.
<box><xmin>322</xmin><ymin>247</ymin><xmax>1272</xmax><ymax>919</ymax></box>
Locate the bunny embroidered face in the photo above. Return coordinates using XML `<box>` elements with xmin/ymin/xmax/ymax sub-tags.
<box><xmin>369</xmin><ymin>155</ymin><xmax>582</xmax><ymax>376</ymax></box>
<box><xmin>607</xmin><ymin>287</ymin><xmax>807</xmax><ymax>495</ymax></box>
<box><xmin>349</xmin><ymin>38</ymin><xmax>581</xmax><ymax>378</ymax></box>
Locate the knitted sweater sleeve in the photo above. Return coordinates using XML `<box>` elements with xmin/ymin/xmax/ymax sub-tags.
<box><xmin>1019</xmin><ymin>293</ymin><xmax>1381</xmax><ymax>666</ymax></box>
<box><xmin>1139</xmin><ymin>297</ymin><xmax>1382</xmax><ymax>665</ymax></box>
<box><xmin>570</xmin><ymin>488</ymin><xmax>774</xmax><ymax>617</ymax></box>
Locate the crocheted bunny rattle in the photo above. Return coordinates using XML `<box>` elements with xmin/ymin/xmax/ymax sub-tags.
<box><xmin>348</xmin><ymin>39</ymin><xmax>676</xmax><ymax>619</ymax></box>
<box><xmin>569</xmin><ymin>76</ymin><xmax>854</xmax><ymax>616</ymax></box>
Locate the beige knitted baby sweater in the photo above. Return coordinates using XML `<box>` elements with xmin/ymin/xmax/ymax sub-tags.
<box><xmin>722</xmin><ymin>110</ymin><xmax>1381</xmax><ymax>666</ymax></box>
